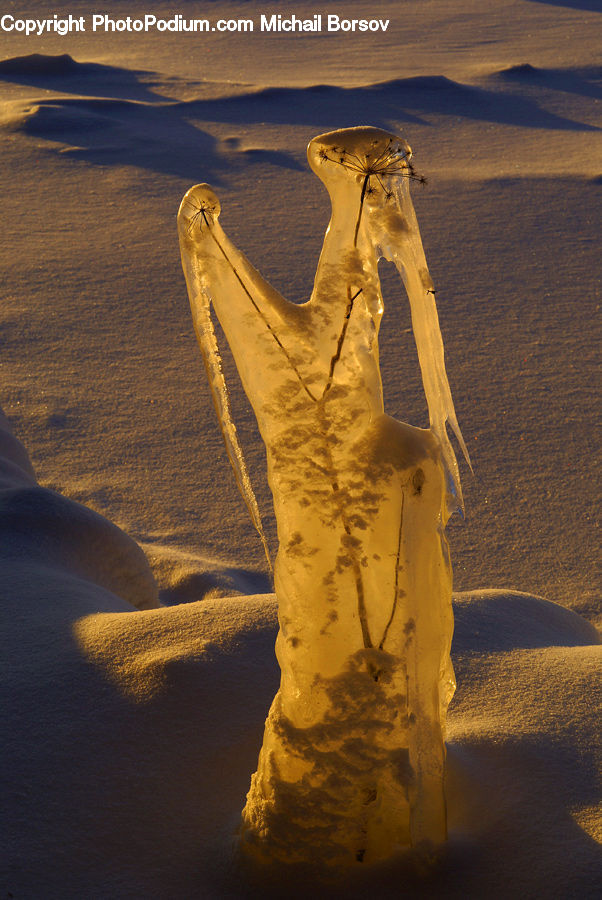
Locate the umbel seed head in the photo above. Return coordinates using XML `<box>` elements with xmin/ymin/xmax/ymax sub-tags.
<box><xmin>308</xmin><ymin>126</ymin><xmax>417</xmax><ymax>201</ymax></box>
<box><xmin>178</xmin><ymin>184</ymin><xmax>221</xmax><ymax>240</ymax></box>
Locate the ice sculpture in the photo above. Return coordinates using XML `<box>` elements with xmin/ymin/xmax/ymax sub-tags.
<box><xmin>178</xmin><ymin>127</ymin><xmax>469</xmax><ymax>867</ymax></box>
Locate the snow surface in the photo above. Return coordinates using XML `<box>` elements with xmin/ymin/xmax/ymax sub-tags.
<box><xmin>1</xmin><ymin>413</ymin><xmax>599</xmax><ymax>896</ymax></box>
<box><xmin>1</xmin><ymin>0</ymin><xmax>600</xmax><ymax>895</ymax></box>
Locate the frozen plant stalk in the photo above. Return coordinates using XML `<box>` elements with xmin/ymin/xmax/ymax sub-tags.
<box><xmin>178</xmin><ymin>127</ymin><xmax>469</xmax><ymax>867</ymax></box>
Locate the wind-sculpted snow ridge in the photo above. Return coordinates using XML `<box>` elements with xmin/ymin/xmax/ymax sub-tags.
<box><xmin>178</xmin><ymin>126</ymin><xmax>469</xmax><ymax>868</ymax></box>
<box><xmin>0</xmin><ymin>52</ymin><xmax>79</xmax><ymax>76</ymax></box>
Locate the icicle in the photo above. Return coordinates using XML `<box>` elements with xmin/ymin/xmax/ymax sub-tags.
<box><xmin>366</xmin><ymin>149</ymin><xmax>472</xmax><ymax>514</ymax></box>
<box><xmin>178</xmin><ymin>193</ymin><xmax>272</xmax><ymax>572</ymax></box>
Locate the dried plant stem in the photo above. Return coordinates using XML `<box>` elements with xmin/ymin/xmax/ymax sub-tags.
<box><xmin>320</xmin><ymin>285</ymin><xmax>362</xmax><ymax>401</ymax></box>
<box><xmin>378</xmin><ymin>490</ymin><xmax>405</xmax><ymax>651</ymax></box>
<box><xmin>203</xmin><ymin>213</ymin><xmax>319</xmax><ymax>403</ymax></box>
<box><xmin>353</xmin><ymin>174</ymin><xmax>370</xmax><ymax>247</ymax></box>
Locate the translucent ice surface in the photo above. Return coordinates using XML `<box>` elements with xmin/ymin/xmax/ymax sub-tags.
<box><xmin>178</xmin><ymin>127</ymin><xmax>469</xmax><ymax>867</ymax></box>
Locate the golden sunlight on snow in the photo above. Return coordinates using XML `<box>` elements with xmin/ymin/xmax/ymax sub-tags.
<box><xmin>0</xmin><ymin>0</ymin><xmax>600</xmax><ymax>896</ymax></box>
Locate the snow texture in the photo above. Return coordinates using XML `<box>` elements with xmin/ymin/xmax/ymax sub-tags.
<box><xmin>1</xmin><ymin>0</ymin><xmax>600</xmax><ymax>894</ymax></box>
<box><xmin>0</xmin><ymin>405</ymin><xmax>599</xmax><ymax>898</ymax></box>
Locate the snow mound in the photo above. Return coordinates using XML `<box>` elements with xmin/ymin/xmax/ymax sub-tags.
<box><xmin>1</xmin><ymin>399</ymin><xmax>598</xmax><ymax>896</ymax></box>
<box><xmin>3</xmin><ymin>581</ymin><xmax>599</xmax><ymax>898</ymax></box>
<box><xmin>453</xmin><ymin>589</ymin><xmax>599</xmax><ymax>652</ymax></box>
<box><xmin>0</xmin><ymin>407</ymin><xmax>158</xmax><ymax>612</ymax></box>
<box><xmin>1</xmin><ymin>413</ymin><xmax>599</xmax><ymax>897</ymax></box>
<box><xmin>141</xmin><ymin>541</ymin><xmax>271</xmax><ymax>605</ymax></box>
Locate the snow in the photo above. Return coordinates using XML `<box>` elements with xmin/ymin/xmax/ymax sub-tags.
<box><xmin>2</xmin><ymin>418</ymin><xmax>599</xmax><ymax>895</ymax></box>
<box><xmin>0</xmin><ymin>0</ymin><xmax>600</xmax><ymax>895</ymax></box>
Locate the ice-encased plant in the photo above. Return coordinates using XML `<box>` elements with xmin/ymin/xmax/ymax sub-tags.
<box><xmin>178</xmin><ymin>127</ymin><xmax>470</xmax><ymax>867</ymax></box>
